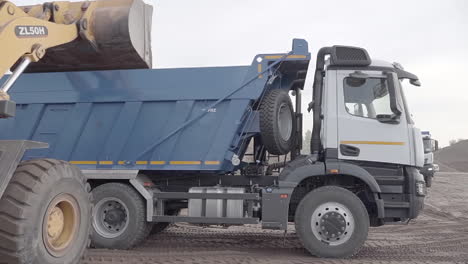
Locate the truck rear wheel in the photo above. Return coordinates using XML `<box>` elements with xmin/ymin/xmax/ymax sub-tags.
<box><xmin>91</xmin><ymin>183</ymin><xmax>152</xmax><ymax>249</ymax></box>
<box><xmin>259</xmin><ymin>89</ymin><xmax>296</xmax><ymax>155</ymax></box>
<box><xmin>294</xmin><ymin>186</ymin><xmax>369</xmax><ymax>258</ymax></box>
<box><xmin>0</xmin><ymin>159</ymin><xmax>91</xmax><ymax>264</ymax></box>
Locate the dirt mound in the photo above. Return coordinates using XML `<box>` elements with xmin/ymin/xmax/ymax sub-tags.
<box><xmin>435</xmin><ymin>140</ymin><xmax>468</xmax><ymax>172</ymax></box>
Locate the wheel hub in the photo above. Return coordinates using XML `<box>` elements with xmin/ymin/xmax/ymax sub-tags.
<box><xmin>310</xmin><ymin>202</ymin><xmax>355</xmax><ymax>246</ymax></box>
<box><xmin>93</xmin><ymin>198</ymin><xmax>130</xmax><ymax>238</ymax></box>
<box><xmin>104</xmin><ymin>208</ymin><xmax>126</xmax><ymax>226</ymax></box>
<box><xmin>319</xmin><ymin>211</ymin><xmax>347</xmax><ymax>239</ymax></box>
<box><xmin>43</xmin><ymin>194</ymin><xmax>79</xmax><ymax>257</ymax></box>
<box><xmin>277</xmin><ymin>103</ymin><xmax>293</xmax><ymax>141</ymax></box>
<box><xmin>47</xmin><ymin>206</ymin><xmax>65</xmax><ymax>240</ymax></box>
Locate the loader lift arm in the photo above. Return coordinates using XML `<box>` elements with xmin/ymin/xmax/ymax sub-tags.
<box><xmin>0</xmin><ymin>0</ymin><xmax>152</xmax><ymax>102</ymax></box>
<box><xmin>0</xmin><ymin>1</ymin><xmax>78</xmax><ymax>79</ymax></box>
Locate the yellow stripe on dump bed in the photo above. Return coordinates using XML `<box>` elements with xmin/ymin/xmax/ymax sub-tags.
<box><xmin>340</xmin><ymin>141</ymin><xmax>405</xmax><ymax>146</ymax></box>
<box><xmin>72</xmin><ymin>160</ymin><xmax>210</xmax><ymax>166</ymax></box>
<box><xmin>170</xmin><ymin>161</ymin><xmax>201</xmax><ymax>165</ymax></box>
<box><xmin>204</xmin><ymin>161</ymin><xmax>220</xmax><ymax>165</ymax></box>
<box><xmin>70</xmin><ymin>161</ymin><xmax>98</xmax><ymax>165</ymax></box>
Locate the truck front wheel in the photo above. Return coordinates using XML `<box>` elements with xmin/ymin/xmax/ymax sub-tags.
<box><xmin>91</xmin><ymin>183</ymin><xmax>153</xmax><ymax>249</ymax></box>
<box><xmin>0</xmin><ymin>159</ymin><xmax>91</xmax><ymax>264</ymax></box>
<box><xmin>294</xmin><ymin>186</ymin><xmax>369</xmax><ymax>258</ymax></box>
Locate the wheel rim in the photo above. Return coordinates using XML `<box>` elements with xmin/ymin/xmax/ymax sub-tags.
<box><xmin>310</xmin><ymin>202</ymin><xmax>355</xmax><ymax>246</ymax></box>
<box><xmin>43</xmin><ymin>194</ymin><xmax>80</xmax><ymax>257</ymax></box>
<box><xmin>93</xmin><ymin>197</ymin><xmax>129</xmax><ymax>238</ymax></box>
<box><xmin>277</xmin><ymin>103</ymin><xmax>292</xmax><ymax>141</ymax></box>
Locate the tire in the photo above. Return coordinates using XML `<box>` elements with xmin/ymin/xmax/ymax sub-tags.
<box><xmin>0</xmin><ymin>159</ymin><xmax>92</xmax><ymax>264</ymax></box>
<box><xmin>91</xmin><ymin>183</ymin><xmax>153</xmax><ymax>249</ymax></box>
<box><xmin>259</xmin><ymin>89</ymin><xmax>295</xmax><ymax>155</ymax></box>
<box><xmin>294</xmin><ymin>186</ymin><xmax>369</xmax><ymax>258</ymax></box>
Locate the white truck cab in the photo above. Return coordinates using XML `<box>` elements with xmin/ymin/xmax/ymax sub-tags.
<box><xmin>322</xmin><ymin>59</ymin><xmax>424</xmax><ymax>168</ymax></box>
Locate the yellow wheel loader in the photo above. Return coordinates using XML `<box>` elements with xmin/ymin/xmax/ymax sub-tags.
<box><xmin>0</xmin><ymin>1</ymin><xmax>152</xmax><ymax>263</ymax></box>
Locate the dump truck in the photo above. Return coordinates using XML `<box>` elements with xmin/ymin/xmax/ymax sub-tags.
<box><xmin>0</xmin><ymin>38</ymin><xmax>426</xmax><ymax>258</ymax></box>
<box><xmin>0</xmin><ymin>0</ymin><xmax>152</xmax><ymax>263</ymax></box>
<box><xmin>420</xmin><ymin>131</ymin><xmax>438</xmax><ymax>187</ymax></box>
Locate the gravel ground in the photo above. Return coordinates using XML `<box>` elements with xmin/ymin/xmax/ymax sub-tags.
<box><xmin>85</xmin><ymin>172</ymin><xmax>468</xmax><ymax>264</ymax></box>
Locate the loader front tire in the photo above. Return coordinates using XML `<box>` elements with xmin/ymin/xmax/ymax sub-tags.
<box><xmin>0</xmin><ymin>159</ymin><xmax>91</xmax><ymax>264</ymax></box>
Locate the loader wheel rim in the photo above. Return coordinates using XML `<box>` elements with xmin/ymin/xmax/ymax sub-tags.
<box><xmin>277</xmin><ymin>103</ymin><xmax>293</xmax><ymax>141</ymax></box>
<box><xmin>310</xmin><ymin>202</ymin><xmax>355</xmax><ymax>246</ymax></box>
<box><xmin>93</xmin><ymin>198</ymin><xmax>129</xmax><ymax>238</ymax></box>
<box><xmin>43</xmin><ymin>194</ymin><xmax>79</xmax><ymax>257</ymax></box>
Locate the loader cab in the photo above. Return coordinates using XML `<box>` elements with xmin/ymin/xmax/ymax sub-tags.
<box><xmin>311</xmin><ymin>46</ymin><xmax>423</xmax><ymax>167</ymax></box>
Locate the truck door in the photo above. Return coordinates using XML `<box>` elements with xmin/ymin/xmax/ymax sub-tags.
<box><xmin>336</xmin><ymin>70</ymin><xmax>411</xmax><ymax>165</ymax></box>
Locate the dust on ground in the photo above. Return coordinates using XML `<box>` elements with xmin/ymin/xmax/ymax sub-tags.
<box><xmin>85</xmin><ymin>172</ymin><xmax>468</xmax><ymax>264</ymax></box>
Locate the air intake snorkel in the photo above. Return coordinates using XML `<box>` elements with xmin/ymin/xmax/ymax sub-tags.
<box><xmin>310</xmin><ymin>45</ymin><xmax>371</xmax><ymax>160</ymax></box>
<box><xmin>310</xmin><ymin>47</ymin><xmax>332</xmax><ymax>159</ymax></box>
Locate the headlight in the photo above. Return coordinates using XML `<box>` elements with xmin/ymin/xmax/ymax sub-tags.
<box><xmin>428</xmin><ymin>167</ymin><xmax>433</xmax><ymax>171</ymax></box>
<box><xmin>416</xmin><ymin>181</ymin><xmax>426</xmax><ymax>196</ymax></box>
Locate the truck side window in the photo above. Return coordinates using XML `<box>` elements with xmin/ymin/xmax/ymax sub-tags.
<box><xmin>343</xmin><ymin>77</ymin><xmax>393</xmax><ymax>119</ymax></box>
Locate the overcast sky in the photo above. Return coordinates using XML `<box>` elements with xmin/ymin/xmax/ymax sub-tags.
<box><xmin>13</xmin><ymin>0</ymin><xmax>468</xmax><ymax>146</ymax></box>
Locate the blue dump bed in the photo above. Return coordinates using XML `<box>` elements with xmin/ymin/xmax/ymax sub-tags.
<box><xmin>0</xmin><ymin>39</ymin><xmax>310</xmax><ymax>173</ymax></box>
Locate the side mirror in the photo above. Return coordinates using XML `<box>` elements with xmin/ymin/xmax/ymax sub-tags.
<box><xmin>410</xmin><ymin>79</ymin><xmax>421</xmax><ymax>87</ymax></box>
<box><xmin>386</xmin><ymin>72</ymin><xmax>403</xmax><ymax>117</ymax></box>
<box><xmin>433</xmin><ymin>139</ymin><xmax>439</xmax><ymax>151</ymax></box>
<box><xmin>376</xmin><ymin>114</ymin><xmax>400</xmax><ymax>124</ymax></box>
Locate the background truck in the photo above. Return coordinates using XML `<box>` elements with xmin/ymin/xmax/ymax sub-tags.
<box><xmin>0</xmin><ymin>0</ymin><xmax>152</xmax><ymax>263</ymax></box>
<box><xmin>0</xmin><ymin>38</ymin><xmax>426</xmax><ymax>258</ymax></box>
<box><xmin>420</xmin><ymin>131</ymin><xmax>438</xmax><ymax>187</ymax></box>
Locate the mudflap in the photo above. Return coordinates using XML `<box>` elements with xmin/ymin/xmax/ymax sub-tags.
<box><xmin>0</xmin><ymin>140</ymin><xmax>48</xmax><ymax>198</ymax></box>
<box><xmin>261</xmin><ymin>186</ymin><xmax>294</xmax><ymax>230</ymax></box>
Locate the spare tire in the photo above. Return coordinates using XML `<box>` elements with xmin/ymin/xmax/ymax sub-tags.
<box><xmin>259</xmin><ymin>89</ymin><xmax>296</xmax><ymax>155</ymax></box>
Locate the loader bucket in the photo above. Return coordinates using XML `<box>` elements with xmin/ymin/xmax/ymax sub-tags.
<box><xmin>24</xmin><ymin>0</ymin><xmax>153</xmax><ymax>73</ymax></box>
